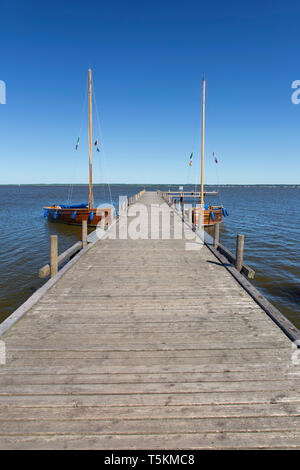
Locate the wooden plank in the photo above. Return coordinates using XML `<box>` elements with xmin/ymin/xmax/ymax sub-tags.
<box><xmin>0</xmin><ymin>402</ymin><xmax>300</xmax><ymax>420</ymax></box>
<box><xmin>2</xmin><ymin>415</ymin><xmax>300</xmax><ymax>435</ymax></box>
<box><xmin>0</xmin><ymin>362</ymin><xmax>293</xmax><ymax>374</ymax></box>
<box><xmin>0</xmin><ymin>390</ymin><xmax>299</xmax><ymax>407</ymax></box>
<box><xmin>2</xmin><ymin>432</ymin><xmax>300</xmax><ymax>450</ymax></box>
<box><xmin>1</xmin><ymin>379</ymin><xmax>299</xmax><ymax>395</ymax></box>
<box><xmin>2</xmin><ymin>354</ymin><xmax>293</xmax><ymax>369</ymax></box>
<box><xmin>0</xmin><ymin>370</ymin><xmax>296</xmax><ymax>385</ymax></box>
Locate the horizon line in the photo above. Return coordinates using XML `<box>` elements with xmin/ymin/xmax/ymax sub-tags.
<box><xmin>1</xmin><ymin>183</ymin><xmax>300</xmax><ymax>187</ymax></box>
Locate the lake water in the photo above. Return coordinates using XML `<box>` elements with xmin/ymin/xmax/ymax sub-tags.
<box><xmin>0</xmin><ymin>184</ymin><xmax>299</xmax><ymax>329</ymax></box>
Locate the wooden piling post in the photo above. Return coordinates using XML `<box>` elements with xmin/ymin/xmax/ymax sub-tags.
<box><xmin>214</xmin><ymin>223</ymin><xmax>220</xmax><ymax>249</ymax></box>
<box><xmin>196</xmin><ymin>207</ymin><xmax>199</xmax><ymax>228</ymax></box>
<box><xmin>181</xmin><ymin>196</ymin><xmax>184</xmax><ymax>218</ymax></box>
<box><xmin>50</xmin><ymin>235</ymin><xmax>58</xmax><ymax>278</ymax></box>
<box><xmin>82</xmin><ymin>220</ymin><xmax>87</xmax><ymax>248</ymax></box>
<box><xmin>235</xmin><ymin>234</ymin><xmax>244</xmax><ymax>272</ymax></box>
<box><xmin>189</xmin><ymin>207</ymin><xmax>193</xmax><ymax>224</ymax></box>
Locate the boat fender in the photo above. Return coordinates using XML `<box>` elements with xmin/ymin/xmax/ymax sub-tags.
<box><xmin>210</xmin><ymin>210</ymin><xmax>215</xmax><ymax>221</ymax></box>
<box><xmin>54</xmin><ymin>210</ymin><xmax>58</xmax><ymax>220</ymax></box>
<box><xmin>72</xmin><ymin>210</ymin><xmax>77</xmax><ymax>220</ymax></box>
<box><xmin>90</xmin><ymin>211</ymin><xmax>94</xmax><ymax>221</ymax></box>
<box><xmin>204</xmin><ymin>204</ymin><xmax>208</xmax><ymax>210</ymax></box>
<box><xmin>44</xmin><ymin>209</ymin><xmax>48</xmax><ymax>218</ymax></box>
<box><xmin>222</xmin><ymin>208</ymin><xmax>227</xmax><ymax>217</ymax></box>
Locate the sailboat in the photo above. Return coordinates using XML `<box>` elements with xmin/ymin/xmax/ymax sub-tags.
<box><xmin>43</xmin><ymin>69</ymin><xmax>113</xmax><ymax>227</ymax></box>
<box><xmin>193</xmin><ymin>77</ymin><xmax>228</xmax><ymax>226</ymax></box>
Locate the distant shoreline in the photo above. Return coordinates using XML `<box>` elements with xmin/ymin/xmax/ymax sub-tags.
<box><xmin>1</xmin><ymin>184</ymin><xmax>300</xmax><ymax>187</ymax></box>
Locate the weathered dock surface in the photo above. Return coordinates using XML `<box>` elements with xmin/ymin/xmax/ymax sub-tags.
<box><xmin>0</xmin><ymin>191</ymin><xmax>300</xmax><ymax>449</ymax></box>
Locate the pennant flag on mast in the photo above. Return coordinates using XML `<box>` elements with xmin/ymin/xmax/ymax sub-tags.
<box><xmin>189</xmin><ymin>152</ymin><xmax>193</xmax><ymax>166</ymax></box>
<box><xmin>213</xmin><ymin>151</ymin><xmax>218</xmax><ymax>164</ymax></box>
<box><xmin>75</xmin><ymin>137</ymin><xmax>80</xmax><ymax>150</ymax></box>
<box><xmin>94</xmin><ymin>139</ymin><xmax>100</xmax><ymax>152</ymax></box>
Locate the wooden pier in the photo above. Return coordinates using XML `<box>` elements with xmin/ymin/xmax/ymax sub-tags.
<box><xmin>0</xmin><ymin>191</ymin><xmax>300</xmax><ymax>449</ymax></box>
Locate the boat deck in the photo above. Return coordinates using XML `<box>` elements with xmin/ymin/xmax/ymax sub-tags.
<box><xmin>0</xmin><ymin>191</ymin><xmax>300</xmax><ymax>449</ymax></box>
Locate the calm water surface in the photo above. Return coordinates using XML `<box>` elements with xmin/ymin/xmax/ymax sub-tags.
<box><xmin>0</xmin><ymin>184</ymin><xmax>299</xmax><ymax>328</ymax></box>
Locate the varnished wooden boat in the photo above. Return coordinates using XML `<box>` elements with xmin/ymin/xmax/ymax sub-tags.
<box><xmin>44</xmin><ymin>205</ymin><xmax>113</xmax><ymax>227</ymax></box>
<box><xmin>44</xmin><ymin>69</ymin><xmax>112</xmax><ymax>227</ymax></box>
<box><xmin>193</xmin><ymin>205</ymin><xmax>227</xmax><ymax>227</ymax></box>
<box><xmin>169</xmin><ymin>191</ymin><xmax>228</xmax><ymax>227</ymax></box>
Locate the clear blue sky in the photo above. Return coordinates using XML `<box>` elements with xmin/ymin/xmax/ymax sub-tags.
<box><xmin>1</xmin><ymin>0</ymin><xmax>300</xmax><ymax>184</ymax></box>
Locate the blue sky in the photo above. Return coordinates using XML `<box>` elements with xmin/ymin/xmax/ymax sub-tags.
<box><xmin>1</xmin><ymin>0</ymin><xmax>300</xmax><ymax>184</ymax></box>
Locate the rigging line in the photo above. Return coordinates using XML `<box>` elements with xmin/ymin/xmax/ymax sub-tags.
<box><xmin>186</xmin><ymin>156</ymin><xmax>194</xmax><ymax>190</ymax></box>
<box><xmin>92</xmin><ymin>96</ymin><xmax>110</xmax><ymax>206</ymax></box>
<box><xmin>193</xmin><ymin>80</ymin><xmax>204</xmax><ymax>197</ymax></box>
<box><xmin>209</xmin><ymin>84</ymin><xmax>222</xmax><ymax>206</ymax></box>
<box><xmin>67</xmin><ymin>79</ymin><xmax>88</xmax><ymax>205</ymax></box>
<box><xmin>92</xmin><ymin>78</ymin><xmax>113</xmax><ymax>207</ymax></box>
<box><xmin>191</xmin><ymin>113</ymin><xmax>202</xmax><ymax>196</ymax></box>
<box><xmin>209</xmin><ymin>111</ymin><xmax>223</xmax><ymax>208</ymax></box>
<box><xmin>214</xmin><ymin>154</ymin><xmax>223</xmax><ymax>207</ymax></box>
<box><xmin>185</xmin><ymin>164</ymin><xmax>190</xmax><ymax>187</ymax></box>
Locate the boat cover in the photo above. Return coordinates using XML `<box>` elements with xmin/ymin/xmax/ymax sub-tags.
<box><xmin>59</xmin><ymin>203</ymin><xmax>88</xmax><ymax>209</ymax></box>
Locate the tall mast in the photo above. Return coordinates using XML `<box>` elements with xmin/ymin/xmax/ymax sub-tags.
<box><xmin>200</xmin><ymin>77</ymin><xmax>206</xmax><ymax>206</ymax></box>
<box><xmin>88</xmin><ymin>69</ymin><xmax>93</xmax><ymax>210</ymax></box>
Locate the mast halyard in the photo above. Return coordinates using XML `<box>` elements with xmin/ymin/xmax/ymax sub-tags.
<box><xmin>200</xmin><ymin>77</ymin><xmax>206</xmax><ymax>206</ymax></box>
<box><xmin>88</xmin><ymin>69</ymin><xmax>93</xmax><ymax>210</ymax></box>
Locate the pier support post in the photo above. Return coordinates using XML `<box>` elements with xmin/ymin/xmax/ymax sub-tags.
<box><xmin>198</xmin><ymin>205</ymin><xmax>203</xmax><ymax>229</ymax></box>
<box><xmin>214</xmin><ymin>223</ymin><xmax>220</xmax><ymax>249</ymax></box>
<box><xmin>235</xmin><ymin>234</ymin><xmax>244</xmax><ymax>272</ymax></box>
<box><xmin>189</xmin><ymin>207</ymin><xmax>193</xmax><ymax>224</ymax></box>
<box><xmin>50</xmin><ymin>235</ymin><xmax>58</xmax><ymax>278</ymax></box>
<box><xmin>82</xmin><ymin>220</ymin><xmax>87</xmax><ymax>248</ymax></box>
